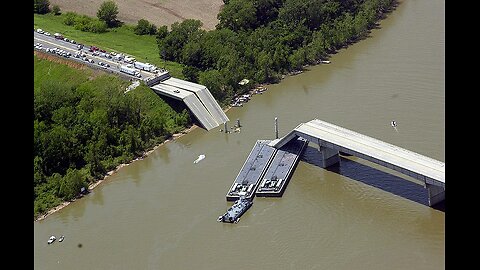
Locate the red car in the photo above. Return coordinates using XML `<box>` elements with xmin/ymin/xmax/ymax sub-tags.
<box><xmin>89</xmin><ymin>46</ymin><xmax>99</xmax><ymax>52</ymax></box>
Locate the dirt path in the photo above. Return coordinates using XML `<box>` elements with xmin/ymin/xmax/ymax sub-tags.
<box><xmin>49</xmin><ymin>0</ymin><xmax>224</xmax><ymax>30</ymax></box>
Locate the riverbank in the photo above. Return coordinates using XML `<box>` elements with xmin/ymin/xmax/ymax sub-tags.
<box><xmin>34</xmin><ymin>124</ymin><xmax>200</xmax><ymax>222</ymax></box>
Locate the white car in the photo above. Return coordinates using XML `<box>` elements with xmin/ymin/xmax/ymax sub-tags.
<box><xmin>36</xmin><ymin>28</ymin><xmax>44</xmax><ymax>34</ymax></box>
<box><xmin>44</xmin><ymin>32</ymin><xmax>51</xmax><ymax>36</ymax></box>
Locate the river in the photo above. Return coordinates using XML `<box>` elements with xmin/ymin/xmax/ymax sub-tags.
<box><xmin>34</xmin><ymin>0</ymin><xmax>445</xmax><ymax>269</ymax></box>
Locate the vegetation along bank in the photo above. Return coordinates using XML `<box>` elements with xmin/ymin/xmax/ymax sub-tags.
<box><xmin>33</xmin><ymin>0</ymin><xmax>398</xmax><ymax>220</ymax></box>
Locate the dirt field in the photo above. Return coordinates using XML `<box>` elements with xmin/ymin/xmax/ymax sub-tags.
<box><xmin>49</xmin><ymin>0</ymin><xmax>224</xmax><ymax>30</ymax></box>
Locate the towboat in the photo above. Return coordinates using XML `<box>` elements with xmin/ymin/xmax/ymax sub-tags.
<box><xmin>217</xmin><ymin>196</ymin><xmax>253</xmax><ymax>224</ymax></box>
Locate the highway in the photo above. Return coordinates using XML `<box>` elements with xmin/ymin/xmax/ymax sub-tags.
<box><xmin>34</xmin><ymin>30</ymin><xmax>229</xmax><ymax>130</ymax></box>
<box><xmin>33</xmin><ymin>31</ymin><xmax>156</xmax><ymax>80</ymax></box>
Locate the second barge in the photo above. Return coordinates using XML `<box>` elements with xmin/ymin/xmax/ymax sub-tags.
<box><xmin>256</xmin><ymin>137</ymin><xmax>307</xmax><ymax>197</ymax></box>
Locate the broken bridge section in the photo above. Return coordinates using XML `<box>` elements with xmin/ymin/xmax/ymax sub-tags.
<box><xmin>150</xmin><ymin>76</ymin><xmax>229</xmax><ymax>130</ymax></box>
<box><xmin>269</xmin><ymin>119</ymin><xmax>445</xmax><ymax>206</ymax></box>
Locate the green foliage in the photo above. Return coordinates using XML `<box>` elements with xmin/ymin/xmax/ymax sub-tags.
<box><xmin>182</xmin><ymin>66</ymin><xmax>200</xmax><ymax>83</ymax></box>
<box><xmin>63</xmin><ymin>12</ymin><xmax>77</xmax><ymax>26</ymax></box>
<box><xmin>33</xmin><ymin>57</ymin><xmax>191</xmax><ymax>218</ymax></box>
<box><xmin>51</xmin><ymin>4</ymin><xmax>60</xmax><ymax>15</ymax></box>
<box><xmin>135</xmin><ymin>19</ymin><xmax>157</xmax><ymax>35</ymax></box>
<box><xmin>34</xmin><ymin>0</ymin><xmax>50</xmax><ymax>14</ymax></box>
<box><xmin>97</xmin><ymin>0</ymin><xmax>119</xmax><ymax>27</ymax></box>
<box><xmin>158</xmin><ymin>0</ymin><xmax>395</xmax><ymax>104</ymax></box>
<box><xmin>158</xmin><ymin>19</ymin><xmax>204</xmax><ymax>60</ymax></box>
<box><xmin>73</xmin><ymin>14</ymin><xmax>108</xmax><ymax>33</ymax></box>
<box><xmin>217</xmin><ymin>0</ymin><xmax>257</xmax><ymax>31</ymax></box>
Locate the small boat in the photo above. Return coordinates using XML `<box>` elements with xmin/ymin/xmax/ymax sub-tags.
<box><xmin>47</xmin><ymin>235</ymin><xmax>56</xmax><ymax>245</ymax></box>
<box><xmin>58</xmin><ymin>235</ymin><xmax>65</xmax><ymax>242</ymax></box>
<box><xmin>193</xmin><ymin>154</ymin><xmax>206</xmax><ymax>164</ymax></box>
<box><xmin>321</xmin><ymin>60</ymin><xmax>331</xmax><ymax>64</ymax></box>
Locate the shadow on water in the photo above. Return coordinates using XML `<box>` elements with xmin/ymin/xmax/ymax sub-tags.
<box><xmin>300</xmin><ymin>145</ymin><xmax>443</xmax><ymax>209</ymax></box>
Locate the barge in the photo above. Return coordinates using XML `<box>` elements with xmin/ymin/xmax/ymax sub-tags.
<box><xmin>226</xmin><ymin>140</ymin><xmax>276</xmax><ymax>201</ymax></box>
<box><xmin>217</xmin><ymin>196</ymin><xmax>253</xmax><ymax>223</ymax></box>
<box><xmin>256</xmin><ymin>137</ymin><xmax>308</xmax><ymax>197</ymax></box>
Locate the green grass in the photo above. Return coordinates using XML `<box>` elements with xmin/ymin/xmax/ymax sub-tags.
<box><xmin>34</xmin><ymin>13</ymin><xmax>184</xmax><ymax>78</ymax></box>
<box><xmin>34</xmin><ymin>55</ymin><xmax>90</xmax><ymax>92</ymax></box>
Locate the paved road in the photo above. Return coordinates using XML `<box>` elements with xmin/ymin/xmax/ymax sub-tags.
<box><xmin>33</xmin><ymin>31</ymin><xmax>155</xmax><ymax>80</ymax></box>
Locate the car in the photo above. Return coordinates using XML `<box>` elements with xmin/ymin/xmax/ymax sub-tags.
<box><xmin>89</xmin><ymin>59</ymin><xmax>95</xmax><ymax>63</ymax></box>
<box><xmin>36</xmin><ymin>28</ymin><xmax>44</xmax><ymax>34</ymax></box>
<box><xmin>98</xmin><ymin>61</ymin><xmax>104</xmax><ymax>66</ymax></box>
<box><xmin>105</xmin><ymin>63</ymin><xmax>110</xmax><ymax>68</ymax></box>
<box><xmin>44</xmin><ymin>32</ymin><xmax>51</xmax><ymax>36</ymax></box>
<box><xmin>64</xmin><ymin>38</ymin><xmax>70</xmax><ymax>42</ymax></box>
<box><xmin>70</xmin><ymin>40</ymin><xmax>76</xmax><ymax>44</ymax></box>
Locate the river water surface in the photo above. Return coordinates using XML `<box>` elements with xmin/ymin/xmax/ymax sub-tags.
<box><xmin>34</xmin><ymin>0</ymin><xmax>445</xmax><ymax>269</ymax></box>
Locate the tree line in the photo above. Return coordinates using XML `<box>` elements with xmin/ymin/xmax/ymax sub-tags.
<box><xmin>34</xmin><ymin>56</ymin><xmax>191</xmax><ymax>218</ymax></box>
<box><xmin>156</xmin><ymin>0</ymin><xmax>396</xmax><ymax>104</ymax></box>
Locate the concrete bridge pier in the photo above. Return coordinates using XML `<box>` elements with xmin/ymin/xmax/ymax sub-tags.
<box><xmin>319</xmin><ymin>146</ymin><xmax>340</xmax><ymax>168</ymax></box>
<box><xmin>426</xmin><ymin>184</ymin><xmax>445</xmax><ymax>206</ymax></box>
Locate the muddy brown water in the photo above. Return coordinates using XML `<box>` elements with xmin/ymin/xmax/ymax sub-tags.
<box><xmin>34</xmin><ymin>1</ymin><xmax>444</xmax><ymax>269</ymax></box>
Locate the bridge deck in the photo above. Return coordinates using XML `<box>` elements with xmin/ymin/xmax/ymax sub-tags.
<box><xmin>271</xmin><ymin>119</ymin><xmax>444</xmax><ymax>187</ymax></box>
<box><xmin>150</xmin><ymin>84</ymin><xmax>219</xmax><ymax>130</ymax></box>
<box><xmin>161</xmin><ymin>78</ymin><xmax>229</xmax><ymax>124</ymax></box>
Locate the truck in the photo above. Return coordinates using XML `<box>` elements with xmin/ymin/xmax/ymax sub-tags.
<box><xmin>120</xmin><ymin>65</ymin><xmax>141</xmax><ymax>77</ymax></box>
<box><xmin>134</xmin><ymin>61</ymin><xmax>156</xmax><ymax>72</ymax></box>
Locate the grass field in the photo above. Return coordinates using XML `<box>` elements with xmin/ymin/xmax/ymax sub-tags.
<box><xmin>48</xmin><ymin>0</ymin><xmax>223</xmax><ymax>30</ymax></box>
<box><xmin>34</xmin><ymin>54</ymin><xmax>91</xmax><ymax>92</ymax></box>
<box><xmin>34</xmin><ymin>13</ymin><xmax>184</xmax><ymax>78</ymax></box>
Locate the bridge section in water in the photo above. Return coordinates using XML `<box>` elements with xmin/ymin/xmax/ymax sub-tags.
<box><xmin>269</xmin><ymin>119</ymin><xmax>445</xmax><ymax>206</ymax></box>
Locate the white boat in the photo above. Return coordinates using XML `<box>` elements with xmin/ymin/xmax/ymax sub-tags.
<box><xmin>321</xmin><ymin>60</ymin><xmax>331</xmax><ymax>64</ymax></box>
<box><xmin>193</xmin><ymin>154</ymin><xmax>206</xmax><ymax>164</ymax></box>
<box><xmin>58</xmin><ymin>235</ymin><xmax>65</xmax><ymax>242</ymax></box>
<box><xmin>47</xmin><ymin>235</ymin><xmax>56</xmax><ymax>245</ymax></box>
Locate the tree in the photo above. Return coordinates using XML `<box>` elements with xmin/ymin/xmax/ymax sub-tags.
<box><xmin>34</xmin><ymin>0</ymin><xmax>50</xmax><ymax>14</ymax></box>
<box><xmin>52</xmin><ymin>4</ymin><xmax>61</xmax><ymax>15</ymax></box>
<box><xmin>64</xmin><ymin>12</ymin><xmax>77</xmax><ymax>26</ymax></box>
<box><xmin>217</xmin><ymin>0</ymin><xmax>257</xmax><ymax>31</ymax></box>
<box><xmin>157</xmin><ymin>19</ymin><xmax>203</xmax><ymax>61</ymax></box>
<box><xmin>97</xmin><ymin>0</ymin><xmax>119</xmax><ymax>27</ymax></box>
<box><xmin>134</xmin><ymin>19</ymin><xmax>157</xmax><ymax>35</ymax></box>
<box><xmin>182</xmin><ymin>66</ymin><xmax>200</xmax><ymax>83</ymax></box>
<box><xmin>59</xmin><ymin>169</ymin><xmax>86</xmax><ymax>201</ymax></box>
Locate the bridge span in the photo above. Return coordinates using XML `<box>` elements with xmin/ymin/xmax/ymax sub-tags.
<box><xmin>268</xmin><ymin>119</ymin><xmax>445</xmax><ymax>206</ymax></box>
<box><xmin>149</xmin><ymin>76</ymin><xmax>229</xmax><ymax>131</ymax></box>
